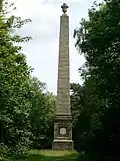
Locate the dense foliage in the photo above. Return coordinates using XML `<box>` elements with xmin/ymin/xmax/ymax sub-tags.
<box><xmin>0</xmin><ymin>0</ymin><xmax>55</xmax><ymax>158</ymax></box>
<box><xmin>0</xmin><ymin>0</ymin><xmax>32</xmax><ymax>158</ymax></box>
<box><xmin>73</xmin><ymin>0</ymin><xmax>120</xmax><ymax>160</ymax></box>
<box><xmin>29</xmin><ymin>77</ymin><xmax>55</xmax><ymax>149</ymax></box>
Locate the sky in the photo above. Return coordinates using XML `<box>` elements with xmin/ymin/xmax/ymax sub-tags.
<box><xmin>9</xmin><ymin>0</ymin><xmax>97</xmax><ymax>94</ymax></box>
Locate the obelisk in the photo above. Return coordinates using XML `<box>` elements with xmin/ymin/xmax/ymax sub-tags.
<box><xmin>52</xmin><ymin>3</ymin><xmax>74</xmax><ymax>150</ymax></box>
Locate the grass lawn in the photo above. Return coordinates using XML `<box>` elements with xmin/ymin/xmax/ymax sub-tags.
<box><xmin>28</xmin><ymin>150</ymin><xmax>78</xmax><ymax>161</ymax></box>
<box><xmin>1</xmin><ymin>150</ymin><xmax>101</xmax><ymax>161</ymax></box>
<box><xmin>2</xmin><ymin>150</ymin><xmax>78</xmax><ymax>161</ymax></box>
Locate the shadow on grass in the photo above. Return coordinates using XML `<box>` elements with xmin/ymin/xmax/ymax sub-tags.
<box><xmin>76</xmin><ymin>153</ymin><xmax>102</xmax><ymax>161</ymax></box>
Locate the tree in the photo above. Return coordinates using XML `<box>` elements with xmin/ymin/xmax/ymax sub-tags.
<box><xmin>74</xmin><ymin>0</ymin><xmax>120</xmax><ymax>159</ymax></box>
<box><xmin>71</xmin><ymin>79</ymin><xmax>106</xmax><ymax>152</ymax></box>
<box><xmin>28</xmin><ymin>77</ymin><xmax>56</xmax><ymax>149</ymax></box>
<box><xmin>0</xmin><ymin>0</ymin><xmax>32</xmax><ymax>158</ymax></box>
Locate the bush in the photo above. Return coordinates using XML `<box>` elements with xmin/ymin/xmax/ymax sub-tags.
<box><xmin>8</xmin><ymin>145</ymin><xmax>29</xmax><ymax>159</ymax></box>
<box><xmin>0</xmin><ymin>143</ymin><xmax>8</xmax><ymax>158</ymax></box>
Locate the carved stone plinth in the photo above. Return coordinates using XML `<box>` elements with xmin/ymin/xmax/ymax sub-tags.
<box><xmin>52</xmin><ymin>114</ymin><xmax>74</xmax><ymax>150</ymax></box>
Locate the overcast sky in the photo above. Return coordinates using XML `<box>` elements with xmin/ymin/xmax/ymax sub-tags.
<box><xmin>10</xmin><ymin>0</ymin><xmax>99</xmax><ymax>94</ymax></box>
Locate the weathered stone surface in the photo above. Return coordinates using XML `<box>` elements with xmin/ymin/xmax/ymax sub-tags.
<box><xmin>52</xmin><ymin>140</ymin><xmax>74</xmax><ymax>150</ymax></box>
<box><xmin>56</xmin><ymin>14</ymin><xmax>70</xmax><ymax>115</ymax></box>
<box><xmin>52</xmin><ymin>4</ymin><xmax>74</xmax><ymax>150</ymax></box>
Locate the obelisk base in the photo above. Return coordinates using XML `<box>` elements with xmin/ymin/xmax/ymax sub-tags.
<box><xmin>52</xmin><ymin>140</ymin><xmax>74</xmax><ymax>150</ymax></box>
<box><xmin>52</xmin><ymin>114</ymin><xmax>74</xmax><ymax>150</ymax></box>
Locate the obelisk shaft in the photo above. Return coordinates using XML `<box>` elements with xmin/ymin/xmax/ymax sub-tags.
<box><xmin>57</xmin><ymin>14</ymin><xmax>70</xmax><ymax>115</ymax></box>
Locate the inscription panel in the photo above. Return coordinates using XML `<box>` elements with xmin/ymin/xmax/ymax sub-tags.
<box><xmin>60</xmin><ymin>128</ymin><xmax>66</xmax><ymax>135</ymax></box>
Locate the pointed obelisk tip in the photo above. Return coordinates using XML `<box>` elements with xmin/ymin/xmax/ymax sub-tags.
<box><xmin>61</xmin><ymin>3</ymin><xmax>68</xmax><ymax>14</ymax></box>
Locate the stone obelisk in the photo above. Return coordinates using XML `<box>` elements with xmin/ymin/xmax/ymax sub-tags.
<box><xmin>52</xmin><ymin>3</ymin><xmax>74</xmax><ymax>150</ymax></box>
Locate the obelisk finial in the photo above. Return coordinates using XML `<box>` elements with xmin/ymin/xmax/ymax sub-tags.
<box><xmin>61</xmin><ymin>3</ymin><xmax>68</xmax><ymax>14</ymax></box>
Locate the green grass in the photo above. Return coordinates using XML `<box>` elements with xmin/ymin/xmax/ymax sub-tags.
<box><xmin>27</xmin><ymin>150</ymin><xmax>78</xmax><ymax>161</ymax></box>
<box><xmin>5</xmin><ymin>150</ymin><xmax>78</xmax><ymax>161</ymax></box>
<box><xmin>30</xmin><ymin>149</ymin><xmax>77</xmax><ymax>156</ymax></box>
<box><xmin>1</xmin><ymin>150</ymin><xmax>101</xmax><ymax>161</ymax></box>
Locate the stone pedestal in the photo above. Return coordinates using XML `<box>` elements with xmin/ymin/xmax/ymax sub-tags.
<box><xmin>52</xmin><ymin>114</ymin><xmax>74</xmax><ymax>150</ymax></box>
<box><xmin>52</xmin><ymin>3</ymin><xmax>74</xmax><ymax>150</ymax></box>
